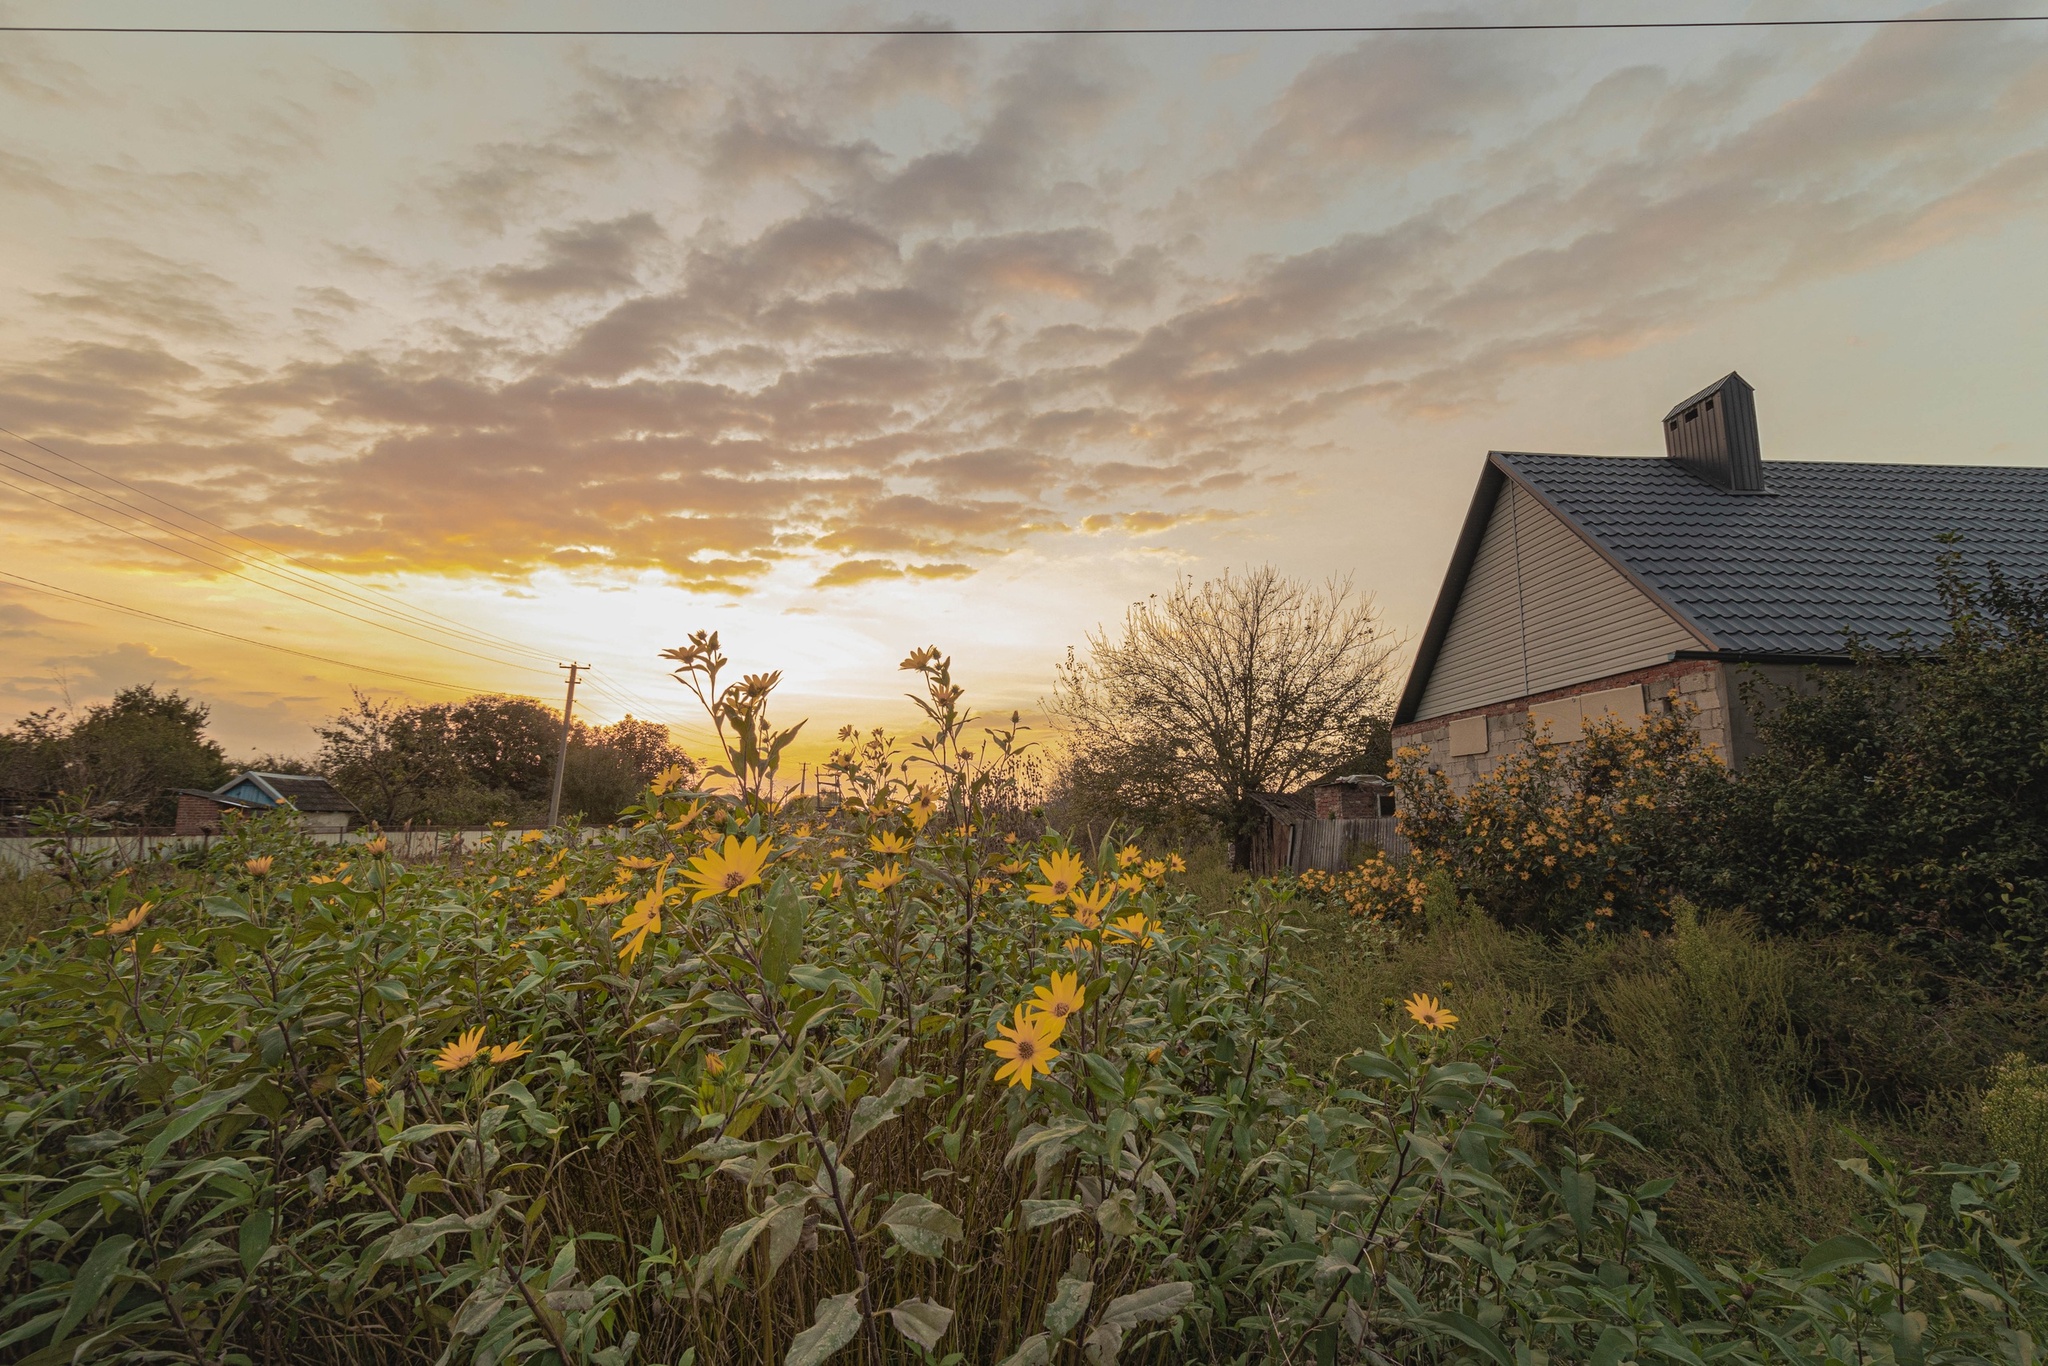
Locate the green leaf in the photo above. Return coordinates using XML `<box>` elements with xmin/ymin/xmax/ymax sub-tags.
<box><xmin>1084</xmin><ymin>1281</ymin><xmax>1193</xmax><ymax>1366</ymax></box>
<box><xmin>1799</xmin><ymin>1233</ymin><xmax>1885</xmax><ymax>1278</ymax></box>
<box><xmin>1558</xmin><ymin>1165</ymin><xmax>1597</xmax><ymax>1239</ymax></box>
<box><xmin>879</xmin><ymin>1193</ymin><xmax>962</xmax><ymax>1258</ymax></box>
<box><xmin>238</xmin><ymin>1209</ymin><xmax>273</xmax><ymax>1275</ymax></box>
<box><xmin>760</xmin><ymin>877</ymin><xmax>805</xmax><ymax>989</ymax></box>
<box><xmin>846</xmin><ymin>1076</ymin><xmax>924</xmax><ymax>1153</ymax></box>
<box><xmin>784</xmin><ymin>1291</ymin><xmax>862</xmax><ymax>1366</ymax></box>
<box><xmin>1021</xmin><ymin>1199</ymin><xmax>1086</xmax><ymax>1230</ymax></box>
<box><xmin>1422</xmin><ymin>1311</ymin><xmax>1515</xmax><ymax>1366</ymax></box>
<box><xmin>142</xmin><ymin>1089</ymin><xmax>238</xmax><ymax>1167</ymax></box>
<box><xmin>366</xmin><ymin>1021</ymin><xmax>409</xmax><ymax>1074</ymax></box>
<box><xmin>1044</xmin><ymin>1277</ymin><xmax>1093</xmax><ymax>1338</ymax></box>
<box><xmin>997</xmin><ymin>1333</ymin><xmax>1051</xmax><ymax>1366</ymax></box>
<box><xmin>51</xmin><ymin>1234</ymin><xmax>133</xmax><ymax>1345</ymax></box>
<box><xmin>450</xmin><ymin>1269</ymin><xmax>512</xmax><ymax>1336</ymax></box>
<box><xmin>1590</xmin><ymin>1326</ymin><xmax>1634</xmax><ymax>1366</ymax></box>
<box><xmin>887</xmin><ymin>1297</ymin><xmax>954</xmax><ymax>1351</ymax></box>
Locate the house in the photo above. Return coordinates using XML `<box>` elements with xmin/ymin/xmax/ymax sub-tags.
<box><xmin>1393</xmin><ymin>372</ymin><xmax>2048</xmax><ymax>790</ymax></box>
<box><xmin>174</xmin><ymin>771</ymin><xmax>361</xmax><ymax>835</ymax></box>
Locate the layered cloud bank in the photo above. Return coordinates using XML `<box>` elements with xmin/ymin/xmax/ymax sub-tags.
<box><xmin>4</xmin><ymin>7</ymin><xmax>2047</xmax><ymax>748</ymax></box>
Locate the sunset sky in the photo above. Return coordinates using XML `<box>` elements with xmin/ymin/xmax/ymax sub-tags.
<box><xmin>4</xmin><ymin>1</ymin><xmax>2046</xmax><ymax>765</ymax></box>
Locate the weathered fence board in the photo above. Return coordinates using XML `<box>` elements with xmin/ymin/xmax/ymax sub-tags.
<box><xmin>1280</xmin><ymin>816</ymin><xmax>1410</xmax><ymax>872</ymax></box>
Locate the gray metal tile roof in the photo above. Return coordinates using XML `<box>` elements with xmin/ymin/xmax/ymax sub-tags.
<box><xmin>1499</xmin><ymin>453</ymin><xmax>2048</xmax><ymax>655</ymax></box>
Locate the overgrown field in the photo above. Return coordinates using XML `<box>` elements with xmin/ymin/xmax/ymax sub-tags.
<box><xmin>6</xmin><ymin>648</ymin><xmax>2048</xmax><ymax>1366</ymax></box>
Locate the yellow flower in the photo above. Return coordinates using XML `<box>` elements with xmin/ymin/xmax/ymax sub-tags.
<box><xmin>520</xmin><ymin>829</ymin><xmax>545</xmax><ymax>845</ymax></box>
<box><xmin>680</xmin><ymin>835</ymin><xmax>773</xmax><ymax>902</ymax></box>
<box><xmin>1403</xmin><ymin>993</ymin><xmax>1458</xmax><ymax>1032</ymax></box>
<box><xmin>1069</xmin><ymin>881</ymin><xmax>1116</xmax><ymax>919</ymax></box>
<box><xmin>308</xmin><ymin>874</ymin><xmax>335</xmax><ymax>885</ymax></box>
<box><xmin>618</xmin><ymin>855</ymin><xmax>662</xmax><ymax>871</ymax></box>
<box><xmin>613</xmin><ymin>865</ymin><xmax>674</xmax><ymax>967</ymax></box>
<box><xmin>997</xmin><ymin>859</ymin><xmax>1027</xmax><ymax>875</ymax></box>
<box><xmin>860</xmin><ymin>862</ymin><xmax>906</xmax><ymax>893</ymax></box>
<box><xmin>245</xmin><ymin>856</ymin><xmax>274</xmax><ymax>876</ymax></box>
<box><xmin>1026</xmin><ymin>972</ymin><xmax>1085</xmax><ymax>1038</ymax></box>
<box><xmin>536</xmin><ymin>875</ymin><xmax>568</xmax><ymax>903</ymax></box>
<box><xmin>1116</xmin><ymin>844</ymin><xmax>1142</xmax><ymax>869</ymax></box>
<box><xmin>1168</xmin><ymin>853</ymin><xmax>1187</xmax><ymax>873</ymax></box>
<box><xmin>1026</xmin><ymin>850</ymin><xmax>1087</xmax><ymax>905</ymax></box>
<box><xmin>650</xmin><ymin>763</ymin><xmax>687</xmax><ymax>795</ymax></box>
<box><xmin>906</xmin><ymin>797</ymin><xmax>933</xmax><ymax>831</ymax></box>
<box><xmin>1116</xmin><ymin>873</ymin><xmax>1146</xmax><ymax>894</ymax></box>
<box><xmin>813</xmin><ymin>869</ymin><xmax>844</xmax><ymax>896</ymax></box>
<box><xmin>362</xmin><ymin>837</ymin><xmax>390</xmax><ymax>855</ymax></box>
<box><xmin>985</xmin><ymin>1005</ymin><xmax>1061</xmax><ymax>1090</ymax></box>
<box><xmin>704</xmin><ymin>1049</ymin><xmax>726</xmax><ymax>1077</ymax></box>
<box><xmin>435</xmin><ymin>1026</ymin><xmax>487</xmax><ymax>1074</ymax></box>
<box><xmin>1069</xmin><ymin>905</ymin><xmax>1102</xmax><ymax>931</ymax></box>
<box><xmin>364</xmin><ymin>1077</ymin><xmax>384</xmax><ymax>1096</ymax></box>
<box><xmin>1104</xmin><ymin>913</ymin><xmax>1160</xmax><ymax>950</ymax></box>
<box><xmin>486</xmin><ymin>1040</ymin><xmax>530</xmax><ymax>1066</ymax></box>
<box><xmin>584</xmin><ymin>888</ymin><xmax>627</xmax><ymax>908</ymax></box>
<box><xmin>1141</xmin><ymin>859</ymin><xmax>1166</xmax><ymax>880</ymax></box>
<box><xmin>1147</xmin><ymin>1045</ymin><xmax>1165</xmax><ymax>1063</ymax></box>
<box><xmin>869</xmin><ymin>831</ymin><xmax>911</xmax><ymax>856</ymax></box>
<box><xmin>98</xmin><ymin>902</ymin><xmax>153</xmax><ymax>937</ymax></box>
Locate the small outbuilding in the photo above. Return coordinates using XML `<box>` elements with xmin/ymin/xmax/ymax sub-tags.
<box><xmin>174</xmin><ymin>772</ymin><xmax>360</xmax><ymax>835</ymax></box>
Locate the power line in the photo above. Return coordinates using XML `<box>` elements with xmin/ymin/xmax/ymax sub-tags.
<box><xmin>0</xmin><ymin>424</ymin><xmax>565</xmax><ymax>667</ymax></box>
<box><xmin>0</xmin><ymin>455</ymin><xmax>560</xmax><ymax>678</ymax></box>
<box><xmin>0</xmin><ymin>568</ymin><xmax>499</xmax><ymax>695</ymax></box>
<box><xmin>2</xmin><ymin>16</ymin><xmax>2045</xmax><ymax>35</ymax></box>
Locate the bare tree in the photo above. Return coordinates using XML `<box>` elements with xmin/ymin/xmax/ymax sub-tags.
<box><xmin>1049</xmin><ymin>566</ymin><xmax>1398</xmax><ymax>866</ymax></box>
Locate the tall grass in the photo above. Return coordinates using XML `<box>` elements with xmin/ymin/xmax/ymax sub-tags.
<box><xmin>1289</xmin><ymin>897</ymin><xmax>2037</xmax><ymax>1258</ymax></box>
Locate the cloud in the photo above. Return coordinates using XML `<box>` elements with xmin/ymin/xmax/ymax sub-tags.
<box><xmin>8</xmin><ymin>21</ymin><xmax>2047</xmax><ymax>605</ymax></box>
<box><xmin>814</xmin><ymin>558</ymin><xmax>976</xmax><ymax>588</ymax></box>
<box><xmin>486</xmin><ymin>212</ymin><xmax>666</xmax><ymax>300</ymax></box>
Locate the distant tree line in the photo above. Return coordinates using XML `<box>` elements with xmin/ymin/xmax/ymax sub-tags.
<box><xmin>0</xmin><ymin>684</ymin><xmax>695</xmax><ymax>828</ymax></box>
<box><xmin>314</xmin><ymin>690</ymin><xmax>695</xmax><ymax>826</ymax></box>
<box><xmin>0</xmin><ymin>686</ymin><xmax>230</xmax><ymax>825</ymax></box>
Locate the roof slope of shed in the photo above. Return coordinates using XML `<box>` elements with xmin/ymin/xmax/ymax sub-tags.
<box><xmin>216</xmin><ymin>772</ymin><xmax>360</xmax><ymax>814</ymax></box>
<box><xmin>1397</xmin><ymin>453</ymin><xmax>2048</xmax><ymax>723</ymax></box>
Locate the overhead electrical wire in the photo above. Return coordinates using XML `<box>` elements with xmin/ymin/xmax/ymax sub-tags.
<box><xmin>0</xmin><ymin>425</ymin><xmax>564</xmax><ymax>668</ymax></box>
<box><xmin>0</xmin><ymin>455</ymin><xmax>560</xmax><ymax>678</ymax></box>
<box><xmin>0</xmin><ymin>427</ymin><xmax>707</xmax><ymax>736</ymax></box>
<box><xmin>0</xmin><ymin>426</ymin><xmax>707</xmax><ymax>729</ymax></box>
<box><xmin>0</xmin><ymin>568</ymin><xmax>491</xmax><ymax>694</ymax></box>
<box><xmin>1</xmin><ymin>15</ymin><xmax>2044</xmax><ymax>35</ymax></box>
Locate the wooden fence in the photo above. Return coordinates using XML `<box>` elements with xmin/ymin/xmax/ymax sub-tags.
<box><xmin>1276</xmin><ymin>815</ymin><xmax>1410</xmax><ymax>873</ymax></box>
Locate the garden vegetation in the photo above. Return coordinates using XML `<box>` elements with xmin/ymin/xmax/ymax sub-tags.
<box><xmin>6</xmin><ymin>564</ymin><xmax>2048</xmax><ymax>1365</ymax></box>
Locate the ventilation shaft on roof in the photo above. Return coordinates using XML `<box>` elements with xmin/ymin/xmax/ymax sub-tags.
<box><xmin>1663</xmin><ymin>371</ymin><xmax>1764</xmax><ymax>492</ymax></box>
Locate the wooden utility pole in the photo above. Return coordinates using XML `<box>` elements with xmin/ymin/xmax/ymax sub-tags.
<box><xmin>546</xmin><ymin>662</ymin><xmax>588</xmax><ymax>827</ymax></box>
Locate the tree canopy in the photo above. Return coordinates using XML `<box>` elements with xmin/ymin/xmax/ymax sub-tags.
<box><xmin>0</xmin><ymin>685</ymin><xmax>228</xmax><ymax>823</ymax></box>
<box><xmin>1049</xmin><ymin>566</ymin><xmax>1397</xmax><ymax>863</ymax></box>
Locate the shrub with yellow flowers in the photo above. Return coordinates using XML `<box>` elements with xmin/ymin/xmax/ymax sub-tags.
<box><xmin>5</xmin><ymin>647</ymin><xmax>2038</xmax><ymax>1366</ymax></box>
<box><xmin>1377</xmin><ymin>699</ymin><xmax>1722</xmax><ymax>935</ymax></box>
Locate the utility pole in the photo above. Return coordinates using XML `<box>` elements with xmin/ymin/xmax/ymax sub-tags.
<box><xmin>547</xmin><ymin>662</ymin><xmax>588</xmax><ymax>828</ymax></box>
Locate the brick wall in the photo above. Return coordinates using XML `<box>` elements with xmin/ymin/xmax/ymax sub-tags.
<box><xmin>1392</xmin><ymin>658</ymin><xmax>1734</xmax><ymax>793</ymax></box>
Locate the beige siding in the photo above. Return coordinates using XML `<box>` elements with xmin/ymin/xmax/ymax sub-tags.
<box><xmin>1415</xmin><ymin>484</ymin><xmax>1700</xmax><ymax>719</ymax></box>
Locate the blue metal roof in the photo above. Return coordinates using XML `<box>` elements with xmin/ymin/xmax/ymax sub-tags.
<box><xmin>1395</xmin><ymin>451</ymin><xmax>2048</xmax><ymax>724</ymax></box>
<box><xmin>1502</xmin><ymin>454</ymin><xmax>2048</xmax><ymax>654</ymax></box>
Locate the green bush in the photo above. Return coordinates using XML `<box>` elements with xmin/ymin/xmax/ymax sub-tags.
<box><xmin>1683</xmin><ymin>553</ymin><xmax>2048</xmax><ymax>980</ymax></box>
<box><xmin>1984</xmin><ymin>1054</ymin><xmax>2048</xmax><ymax>1226</ymax></box>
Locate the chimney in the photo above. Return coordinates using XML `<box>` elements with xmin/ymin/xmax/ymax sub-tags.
<box><xmin>1663</xmin><ymin>371</ymin><xmax>1764</xmax><ymax>492</ymax></box>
